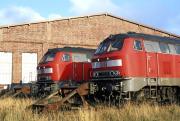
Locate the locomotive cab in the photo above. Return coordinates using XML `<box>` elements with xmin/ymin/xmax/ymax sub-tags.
<box><xmin>37</xmin><ymin>47</ymin><xmax>95</xmax><ymax>91</ymax></box>
<box><xmin>92</xmin><ymin>34</ymin><xmax>145</xmax><ymax>80</ymax></box>
<box><xmin>92</xmin><ymin>35</ymin><xmax>126</xmax><ymax>79</ymax></box>
<box><xmin>91</xmin><ymin>34</ymin><xmax>129</xmax><ymax>97</ymax></box>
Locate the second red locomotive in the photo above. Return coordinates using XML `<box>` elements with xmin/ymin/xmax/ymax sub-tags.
<box><xmin>90</xmin><ymin>32</ymin><xmax>180</xmax><ymax>104</ymax></box>
<box><xmin>36</xmin><ymin>47</ymin><xmax>95</xmax><ymax>95</ymax></box>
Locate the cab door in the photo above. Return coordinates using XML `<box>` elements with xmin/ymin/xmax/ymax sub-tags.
<box><xmin>144</xmin><ymin>41</ymin><xmax>159</xmax><ymax>77</ymax></box>
<box><xmin>72</xmin><ymin>53</ymin><xmax>87</xmax><ymax>81</ymax></box>
<box><xmin>73</xmin><ymin>62</ymin><xmax>83</xmax><ymax>81</ymax></box>
<box><xmin>146</xmin><ymin>52</ymin><xmax>158</xmax><ymax>77</ymax></box>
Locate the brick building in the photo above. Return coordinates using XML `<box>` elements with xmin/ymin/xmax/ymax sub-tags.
<box><xmin>0</xmin><ymin>13</ymin><xmax>179</xmax><ymax>85</ymax></box>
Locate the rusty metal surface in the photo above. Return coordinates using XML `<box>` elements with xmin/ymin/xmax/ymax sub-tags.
<box><xmin>77</xmin><ymin>83</ymin><xmax>89</xmax><ymax>96</ymax></box>
<box><xmin>0</xmin><ymin>90</ymin><xmax>14</xmax><ymax>98</ymax></box>
<box><xmin>32</xmin><ymin>90</ymin><xmax>61</xmax><ymax>106</ymax></box>
<box><xmin>0</xmin><ymin>85</ymin><xmax>32</xmax><ymax>98</ymax></box>
<box><xmin>21</xmin><ymin>86</ymin><xmax>31</xmax><ymax>94</ymax></box>
<box><xmin>31</xmin><ymin>82</ymin><xmax>90</xmax><ymax>112</ymax></box>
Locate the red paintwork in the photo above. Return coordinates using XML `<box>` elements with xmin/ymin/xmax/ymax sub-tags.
<box><xmin>92</xmin><ymin>37</ymin><xmax>180</xmax><ymax>79</ymax></box>
<box><xmin>146</xmin><ymin>53</ymin><xmax>158</xmax><ymax>77</ymax></box>
<box><xmin>37</xmin><ymin>51</ymin><xmax>91</xmax><ymax>83</ymax></box>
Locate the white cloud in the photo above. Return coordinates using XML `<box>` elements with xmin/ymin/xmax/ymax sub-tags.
<box><xmin>69</xmin><ymin>0</ymin><xmax>180</xmax><ymax>35</ymax></box>
<box><xmin>69</xmin><ymin>0</ymin><xmax>119</xmax><ymax>15</ymax></box>
<box><xmin>0</xmin><ymin>6</ymin><xmax>45</xmax><ymax>25</ymax></box>
<box><xmin>0</xmin><ymin>6</ymin><xmax>63</xmax><ymax>26</ymax></box>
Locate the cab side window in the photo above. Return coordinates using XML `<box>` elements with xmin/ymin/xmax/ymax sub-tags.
<box><xmin>72</xmin><ymin>53</ymin><xmax>88</xmax><ymax>62</ymax></box>
<box><xmin>159</xmin><ymin>42</ymin><xmax>170</xmax><ymax>53</ymax></box>
<box><xmin>175</xmin><ymin>45</ymin><xmax>180</xmax><ymax>54</ymax></box>
<box><xmin>62</xmin><ymin>53</ymin><xmax>70</xmax><ymax>62</ymax></box>
<box><xmin>144</xmin><ymin>40</ymin><xmax>160</xmax><ymax>52</ymax></box>
<box><xmin>134</xmin><ymin>40</ymin><xmax>142</xmax><ymax>50</ymax></box>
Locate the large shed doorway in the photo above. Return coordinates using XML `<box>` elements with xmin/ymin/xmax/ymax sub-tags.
<box><xmin>22</xmin><ymin>53</ymin><xmax>37</xmax><ymax>83</ymax></box>
<box><xmin>0</xmin><ymin>52</ymin><xmax>12</xmax><ymax>84</ymax></box>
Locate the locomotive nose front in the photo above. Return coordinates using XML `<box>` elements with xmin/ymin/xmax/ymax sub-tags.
<box><xmin>90</xmin><ymin>34</ymin><xmax>125</xmax><ymax>96</ymax></box>
<box><xmin>37</xmin><ymin>50</ymin><xmax>57</xmax><ymax>84</ymax></box>
<box><xmin>37</xmin><ymin>66</ymin><xmax>53</xmax><ymax>83</ymax></box>
<box><xmin>92</xmin><ymin>56</ymin><xmax>122</xmax><ymax>79</ymax></box>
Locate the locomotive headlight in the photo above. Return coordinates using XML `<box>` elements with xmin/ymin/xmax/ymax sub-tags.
<box><xmin>114</xmin><ymin>71</ymin><xmax>120</xmax><ymax>76</ymax></box>
<box><xmin>93</xmin><ymin>72</ymin><xmax>98</xmax><ymax>77</ymax></box>
<box><xmin>110</xmin><ymin>71</ymin><xmax>120</xmax><ymax>77</ymax></box>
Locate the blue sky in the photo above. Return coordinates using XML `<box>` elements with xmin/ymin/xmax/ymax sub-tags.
<box><xmin>0</xmin><ymin>0</ymin><xmax>180</xmax><ymax>35</ymax></box>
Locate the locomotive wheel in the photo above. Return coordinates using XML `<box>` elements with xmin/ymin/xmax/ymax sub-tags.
<box><xmin>132</xmin><ymin>89</ymin><xmax>150</xmax><ymax>104</ymax></box>
<box><xmin>159</xmin><ymin>87</ymin><xmax>178</xmax><ymax>105</ymax></box>
<box><xmin>134</xmin><ymin>90</ymin><xmax>146</xmax><ymax>102</ymax></box>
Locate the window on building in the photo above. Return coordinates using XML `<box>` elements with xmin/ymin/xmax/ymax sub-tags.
<box><xmin>62</xmin><ymin>53</ymin><xmax>70</xmax><ymax>62</ymax></box>
<box><xmin>134</xmin><ymin>40</ymin><xmax>142</xmax><ymax>50</ymax></box>
<box><xmin>159</xmin><ymin>42</ymin><xmax>170</xmax><ymax>53</ymax></box>
<box><xmin>175</xmin><ymin>45</ymin><xmax>180</xmax><ymax>54</ymax></box>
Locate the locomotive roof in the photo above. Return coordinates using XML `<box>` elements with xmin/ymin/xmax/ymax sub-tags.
<box><xmin>48</xmin><ymin>47</ymin><xmax>95</xmax><ymax>54</ymax></box>
<box><xmin>113</xmin><ymin>32</ymin><xmax>180</xmax><ymax>44</ymax></box>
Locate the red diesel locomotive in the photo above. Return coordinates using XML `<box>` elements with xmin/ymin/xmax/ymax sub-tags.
<box><xmin>90</xmin><ymin>32</ymin><xmax>180</xmax><ymax>103</ymax></box>
<box><xmin>36</xmin><ymin>32</ymin><xmax>180</xmax><ymax>104</ymax></box>
<box><xmin>30</xmin><ymin>33</ymin><xmax>180</xmax><ymax>111</ymax></box>
<box><xmin>36</xmin><ymin>47</ymin><xmax>95</xmax><ymax>94</ymax></box>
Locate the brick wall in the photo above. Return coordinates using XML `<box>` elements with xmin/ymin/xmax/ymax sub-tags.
<box><xmin>0</xmin><ymin>14</ymin><xmax>179</xmax><ymax>83</ymax></box>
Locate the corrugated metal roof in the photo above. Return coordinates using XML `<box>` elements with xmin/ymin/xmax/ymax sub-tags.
<box><xmin>0</xmin><ymin>12</ymin><xmax>179</xmax><ymax>38</ymax></box>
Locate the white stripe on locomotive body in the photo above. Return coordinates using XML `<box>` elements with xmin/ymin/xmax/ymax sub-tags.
<box><xmin>37</xmin><ymin>68</ymin><xmax>53</xmax><ymax>74</ymax></box>
<box><xmin>107</xmin><ymin>59</ymin><xmax>122</xmax><ymax>67</ymax></box>
<box><xmin>44</xmin><ymin>68</ymin><xmax>53</xmax><ymax>74</ymax></box>
<box><xmin>92</xmin><ymin>59</ymin><xmax>122</xmax><ymax>69</ymax></box>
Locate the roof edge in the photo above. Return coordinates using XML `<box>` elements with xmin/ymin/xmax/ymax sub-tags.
<box><xmin>0</xmin><ymin>12</ymin><xmax>107</xmax><ymax>28</ymax></box>
<box><xmin>0</xmin><ymin>12</ymin><xmax>179</xmax><ymax>38</ymax></box>
<box><xmin>106</xmin><ymin>13</ymin><xmax>180</xmax><ymax>38</ymax></box>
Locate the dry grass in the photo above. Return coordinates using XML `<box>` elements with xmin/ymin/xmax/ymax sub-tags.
<box><xmin>0</xmin><ymin>98</ymin><xmax>180</xmax><ymax>121</ymax></box>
